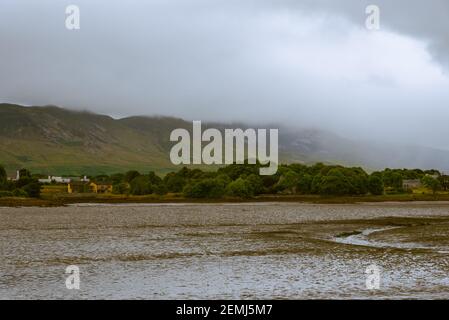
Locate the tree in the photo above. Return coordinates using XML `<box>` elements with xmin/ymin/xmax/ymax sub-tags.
<box><xmin>148</xmin><ymin>171</ymin><xmax>162</xmax><ymax>185</ymax></box>
<box><xmin>246</xmin><ymin>174</ymin><xmax>264</xmax><ymax>195</ymax></box>
<box><xmin>422</xmin><ymin>176</ymin><xmax>442</xmax><ymax>195</ymax></box>
<box><xmin>164</xmin><ymin>173</ymin><xmax>186</xmax><ymax>193</ymax></box>
<box><xmin>217</xmin><ymin>163</ymin><xmax>259</xmax><ymax>180</ymax></box>
<box><xmin>368</xmin><ymin>176</ymin><xmax>384</xmax><ymax>195</ymax></box>
<box><xmin>297</xmin><ymin>174</ymin><xmax>312</xmax><ymax>194</ymax></box>
<box><xmin>319</xmin><ymin>175</ymin><xmax>352</xmax><ymax>195</ymax></box>
<box><xmin>391</xmin><ymin>172</ymin><xmax>404</xmax><ymax>191</ymax></box>
<box><xmin>277</xmin><ymin>170</ymin><xmax>300</xmax><ymax>194</ymax></box>
<box><xmin>125</xmin><ymin>170</ymin><xmax>141</xmax><ymax>183</ymax></box>
<box><xmin>312</xmin><ymin>166</ymin><xmax>369</xmax><ymax>196</ymax></box>
<box><xmin>130</xmin><ymin>176</ymin><xmax>152</xmax><ymax>195</ymax></box>
<box><xmin>183</xmin><ymin>178</ymin><xmax>224</xmax><ymax>198</ymax></box>
<box><xmin>23</xmin><ymin>182</ymin><xmax>41</xmax><ymax>198</ymax></box>
<box><xmin>94</xmin><ymin>175</ymin><xmax>111</xmax><ymax>184</ymax></box>
<box><xmin>225</xmin><ymin>178</ymin><xmax>253</xmax><ymax>198</ymax></box>
<box><xmin>317</xmin><ymin>168</ymin><xmax>351</xmax><ymax>195</ymax></box>
<box><xmin>153</xmin><ymin>183</ymin><xmax>168</xmax><ymax>196</ymax></box>
<box><xmin>438</xmin><ymin>175</ymin><xmax>449</xmax><ymax>192</ymax></box>
<box><xmin>113</xmin><ymin>182</ymin><xmax>130</xmax><ymax>195</ymax></box>
<box><xmin>382</xmin><ymin>171</ymin><xmax>403</xmax><ymax>191</ymax></box>
<box><xmin>261</xmin><ymin>174</ymin><xmax>280</xmax><ymax>193</ymax></box>
<box><xmin>0</xmin><ymin>165</ymin><xmax>6</xmax><ymax>188</ymax></box>
<box><xmin>19</xmin><ymin>168</ymin><xmax>31</xmax><ymax>178</ymax></box>
<box><xmin>311</xmin><ymin>174</ymin><xmax>323</xmax><ymax>194</ymax></box>
<box><xmin>346</xmin><ymin>167</ymin><xmax>369</xmax><ymax>195</ymax></box>
<box><xmin>15</xmin><ymin>168</ymin><xmax>36</xmax><ymax>188</ymax></box>
<box><xmin>288</xmin><ymin>163</ymin><xmax>308</xmax><ymax>175</ymax></box>
<box><xmin>111</xmin><ymin>173</ymin><xmax>125</xmax><ymax>185</ymax></box>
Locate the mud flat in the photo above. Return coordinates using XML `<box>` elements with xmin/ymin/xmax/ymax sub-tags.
<box><xmin>1</xmin><ymin>203</ymin><xmax>449</xmax><ymax>299</ymax></box>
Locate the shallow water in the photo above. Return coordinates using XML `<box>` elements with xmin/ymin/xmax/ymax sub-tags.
<box><xmin>1</xmin><ymin>203</ymin><xmax>449</xmax><ymax>299</ymax></box>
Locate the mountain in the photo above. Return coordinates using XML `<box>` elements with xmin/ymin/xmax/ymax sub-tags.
<box><xmin>280</xmin><ymin>128</ymin><xmax>449</xmax><ymax>172</ymax></box>
<box><xmin>0</xmin><ymin>104</ymin><xmax>178</xmax><ymax>175</ymax></box>
<box><xmin>0</xmin><ymin>103</ymin><xmax>448</xmax><ymax>176</ymax></box>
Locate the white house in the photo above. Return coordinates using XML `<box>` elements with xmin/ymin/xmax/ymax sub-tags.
<box><xmin>38</xmin><ymin>175</ymin><xmax>90</xmax><ymax>184</ymax></box>
<box><xmin>38</xmin><ymin>176</ymin><xmax>72</xmax><ymax>184</ymax></box>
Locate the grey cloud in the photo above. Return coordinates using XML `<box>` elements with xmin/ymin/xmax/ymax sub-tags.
<box><xmin>287</xmin><ymin>0</ymin><xmax>449</xmax><ymax>68</ymax></box>
<box><xmin>1</xmin><ymin>0</ymin><xmax>449</xmax><ymax>149</ymax></box>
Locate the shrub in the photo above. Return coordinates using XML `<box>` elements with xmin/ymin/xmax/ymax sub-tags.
<box><xmin>421</xmin><ymin>176</ymin><xmax>442</xmax><ymax>195</ymax></box>
<box><xmin>130</xmin><ymin>176</ymin><xmax>152</xmax><ymax>195</ymax></box>
<box><xmin>183</xmin><ymin>179</ymin><xmax>224</xmax><ymax>198</ymax></box>
<box><xmin>0</xmin><ymin>191</ymin><xmax>14</xmax><ymax>198</ymax></box>
<box><xmin>225</xmin><ymin>178</ymin><xmax>254</xmax><ymax>198</ymax></box>
<box><xmin>153</xmin><ymin>183</ymin><xmax>168</xmax><ymax>196</ymax></box>
<box><xmin>368</xmin><ymin>176</ymin><xmax>384</xmax><ymax>195</ymax></box>
<box><xmin>125</xmin><ymin>170</ymin><xmax>141</xmax><ymax>183</ymax></box>
<box><xmin>297</xmin><ymin>174</ymin><xmax>313</xmax><ymax>194</ymax></box>
<box><xmin>164</xmin><ymin>173</ymin><xmax>186</xmax><ymax>193</ymax></box>
<box><xmin>23</xmin><ymin>182</ymin><xmax>41</xmax><ymax>198</ymax></box>
<box><xmin>246</xmin><ymin>174</ymin><xmax>264</xmax><ymax>195</ymax></box>
<box><xmin>148</xmin><ymin>171</ymin><xmax>163</xmax><ymax>185</ymax></box>
<box><xmin>277</xmin><ymin>170</ymin><xmax>300</xmax><ymax>194</ymax></box>
<box><xmin>113</xmin><ymin>182</ymin><xmax>130</xmax><ymax>195</ymax></box>
<box><xmin>319</xmin><ymin>175</ymin><xmax>353</xmax><ymax>195</ymax></box>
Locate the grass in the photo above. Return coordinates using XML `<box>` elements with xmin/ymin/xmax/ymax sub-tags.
<box><xmin>3</xmin><ymin>192</ymin><xmax>449</xmax><ymax>207</ymax></box>
<box><xmin>41</xmin><ymin>185</ymin><xmax>68</xmax><ymax>195</ymax></box>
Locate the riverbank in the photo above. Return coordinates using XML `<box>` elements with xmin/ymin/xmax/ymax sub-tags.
<box><xmin>2</xmin><ymin>192</ymin><xmax>449</xmax><ymax>207</ymax></box>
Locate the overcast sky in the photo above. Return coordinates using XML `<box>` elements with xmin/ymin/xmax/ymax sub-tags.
<box><xmin>1</xmin><ymin>0</ymin><xmax>449</xmax><ymax>149</ymax></box>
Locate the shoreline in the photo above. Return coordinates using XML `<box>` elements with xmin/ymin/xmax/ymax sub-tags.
<box><xmin>2</xmin><ymin>193</ymin><xmax>449</xmax><ymax>207</ymax></box>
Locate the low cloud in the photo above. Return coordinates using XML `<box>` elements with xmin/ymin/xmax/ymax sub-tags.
<box><xmin>1</xmin><ymin>0</ymin><xmax>448</xmax><ymax>149</ymax></box>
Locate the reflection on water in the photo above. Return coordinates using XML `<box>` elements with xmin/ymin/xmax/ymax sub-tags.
<box><xmin>1</xmin><ymin>203</ymin><xmax>449</xmax><ymax>299</ymax></box>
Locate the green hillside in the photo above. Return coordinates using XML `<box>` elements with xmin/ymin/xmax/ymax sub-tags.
<box><xmin>1</xmin><ymin>104</ymin><xmax>449</xmax><ymax>176</ymax></box>
<box><xmin>0</xmin><ymin>104</ymin><xmax>179</xmax><ymax>175</ymax></box>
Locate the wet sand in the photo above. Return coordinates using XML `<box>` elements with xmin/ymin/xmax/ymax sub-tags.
<box><xmin>1</xmin><ymin>203</ymin><xmax>449</xmax><ymax>299</ymax></box>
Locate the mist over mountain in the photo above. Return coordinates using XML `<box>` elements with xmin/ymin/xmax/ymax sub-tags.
<box><xmin>0</xmin><ymin>104</ymin><xmax>448</xmax><ymax>176</ymax></box>
<box><xmin>3</xmin><ymin>1</ymin><xmax>449</xmax><ymax>150</ymax></box>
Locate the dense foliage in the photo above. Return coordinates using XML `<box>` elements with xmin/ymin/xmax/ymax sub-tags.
<box><xmin>1</xmin><ymin>162</ymin><xmax>447</xmax><ymax>200</ymax></box>
<box><xmin>103</xmin><ymin>163</ymin><xmax>447</xmax><ymax>198</ymax></box>
<box><xmin>0</xmin><ymin>166</ymin><xmax>41</xmax><ymax>198</ymax></box>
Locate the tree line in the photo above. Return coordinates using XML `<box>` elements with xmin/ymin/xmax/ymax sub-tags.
<box><xmin>1</xmin><ymin>163</ymin><xmax>448</xmax><ymax>199</ymax></box>
<box><xmin>88</xmin><ymin>163</ymin><xmax>449</xmax><ymax>198</ymax></box>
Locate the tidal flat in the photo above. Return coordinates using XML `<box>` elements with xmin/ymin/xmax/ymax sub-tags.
<box><xmin>1</xmin><ymin>202</ymin><xmax>449</xmax><ymax>299</ymax></box>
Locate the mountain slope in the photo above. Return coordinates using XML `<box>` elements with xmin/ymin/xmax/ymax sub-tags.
<box><xmin>0</xmin><ymin>104</ymin><xmax>448</xmax><ymax>175</ymax></box>
<box><xmin>0</xmin><ymin>104</ymin><xmax>177</xmax><ymax>175</ymax></box>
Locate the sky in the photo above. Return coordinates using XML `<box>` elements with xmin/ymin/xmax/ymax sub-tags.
<box><xmin>1</xmin><ymin>0</ymin><xmax>449</xmax><ymax>149</ymax></box>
